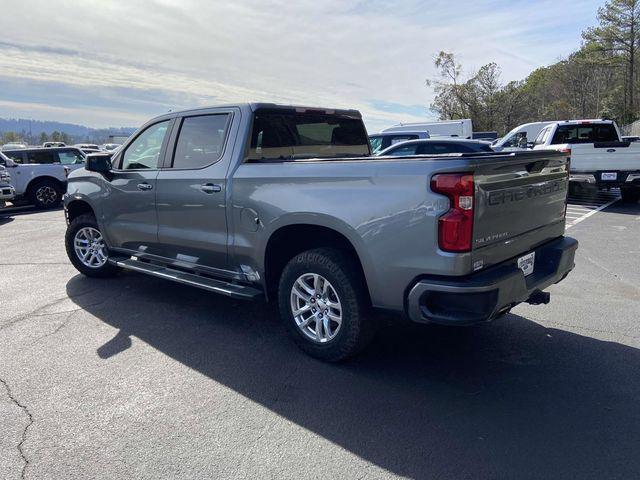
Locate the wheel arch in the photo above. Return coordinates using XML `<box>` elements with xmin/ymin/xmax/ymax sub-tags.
<box><xmin>66</xmin><ymin>199</ymin><xmax>96</xmax><ymax>223</ymax></box>
<box><xmin>26</xmin><ymin>175</ymin><xmax>66</xmax><ymax>194</ymax></box>
<box><xmin>262</xmin><ymin>218</ymin><xmax>374</xmax><ymax>302</ymax></box>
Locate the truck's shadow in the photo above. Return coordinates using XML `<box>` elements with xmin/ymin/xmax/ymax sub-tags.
<box><xmin>67</xmin><ymin>273</ymin><xmax>640</xmax><ymax>479</ymax></box>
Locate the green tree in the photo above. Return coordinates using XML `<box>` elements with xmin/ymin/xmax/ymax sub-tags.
<box><xmin>583</xmin><ymin>0</ymin><xmax>640</xmax><ymax>121</ymax></box>
<box><xmin>39</xmin><ymin>132</ymin><xmax>48</xmax><ymax>144</ymax></box>
<box><xmin>2</xmin><ymin>131</ymin><xmax>18</xmax><ymax>143</ymax></box>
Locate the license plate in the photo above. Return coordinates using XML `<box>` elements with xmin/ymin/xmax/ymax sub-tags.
<box><xmin>601</xmin><ymin>172</ymin><xmax>617</xmax><ymax>181</ymax></box>
<box><xmin>518</xmin><ymin>252</ymin><xmax>535</xmax><ymax>276</ymax></box>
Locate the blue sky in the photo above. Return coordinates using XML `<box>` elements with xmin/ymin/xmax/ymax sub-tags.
<box><xmin>0</xmin><ymin>0</ymin><xmax>603</xmax><ymax>132</ymax></box>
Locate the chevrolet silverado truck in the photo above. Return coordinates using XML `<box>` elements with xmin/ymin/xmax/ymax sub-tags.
<box><xmin>63</xmin><ymin>103</ymin><xmax>578</xmax><ymax>361</ymax></box>
<box><xmin>532</xmin><ymin>119</ymin><xmax>640</xmax><ymax>202</ymax></box>
<box><xmin>0</xmin><ymin>147</ymin><xmax>86</xmax><ymax>208</ymax></box>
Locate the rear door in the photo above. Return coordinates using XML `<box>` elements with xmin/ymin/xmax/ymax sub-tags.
<box><xmin>155</xmin><ymin>109</ymin><xmax>237</xmax><ymax>271</ymax></box>
<box><xmin>101</xmin><ymin>119</ymin><xmax>173</xmax><ymax>252</ymax></box>
<box><xmin>472</xmin><ymin>151</ymin><xmax>569</xmax><ymax>268</ymax></box>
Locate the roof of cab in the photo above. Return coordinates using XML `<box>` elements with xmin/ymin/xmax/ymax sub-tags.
<box><xmin>149</xmin><ymin>103</ymin><xmax>362</xmax><ymax>121</ymax></box>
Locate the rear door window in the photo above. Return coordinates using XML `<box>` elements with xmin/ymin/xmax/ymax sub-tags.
<box><xmin>26</xmin><ymin>150</ymin><xmax>57</xmax><ymax>164</ymax></box>
<box><xmin>172</xmin><ymin>114</ymin><xmax>230</xmax><ymax>169</ymax></box>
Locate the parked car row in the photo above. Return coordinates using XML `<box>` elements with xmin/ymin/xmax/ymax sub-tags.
<box><xmin>2</xmin><ymin>141</ymin><xmax>121</xmax><ymax>153</ymax></box>
<box><xmin>370</xmin><ymin>117</ymin><xmax>640</xmax><ymax>203</ymax></box>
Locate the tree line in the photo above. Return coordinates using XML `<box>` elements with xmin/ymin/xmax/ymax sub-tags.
<box><xmin>1</xmin><ymin>131</ymin><xmax>74</xmax><ymax>145</ymax></box>
<box><xmin>427</xmin><ymin>0</ymin><xmax>640</xmax><ymax>134</ymax></box>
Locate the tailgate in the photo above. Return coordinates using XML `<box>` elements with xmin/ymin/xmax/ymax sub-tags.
<box><xmin>472</xmin><ymin>150</ymin><xmax>568</xmax><ymax>268</ymax></box>
<box><xmin>571</xmin><ymin>142</ymin><xmax>640</xmax><ymax>171</ymax></box>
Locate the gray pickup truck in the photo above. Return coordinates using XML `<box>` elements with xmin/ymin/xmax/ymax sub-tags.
<box><xmin>63</xmin><ymin>103</ymin><xmax>578</xmax><ymax>361</ymax></box>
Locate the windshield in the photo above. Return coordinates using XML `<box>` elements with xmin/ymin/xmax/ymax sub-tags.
<box><xmin>246</xmin><ymin>111</ymin><xmax>370</xmax><ymax>161</ymax></box>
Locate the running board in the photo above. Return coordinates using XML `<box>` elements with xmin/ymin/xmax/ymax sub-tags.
<box><xmin>111</xmin><ymin>258</ymin><xmax>263</xmax><ymax>300</ymax></box>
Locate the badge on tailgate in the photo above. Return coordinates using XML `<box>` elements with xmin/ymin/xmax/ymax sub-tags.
<box><xmin>518</xmin><ymin>252</ymin><xmax>535</xmax><ymax>276</ymax></box>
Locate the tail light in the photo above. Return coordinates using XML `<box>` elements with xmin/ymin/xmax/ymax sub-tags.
<box><xmin>431</xmin><ymin>173</ymin><xmax>474</xmax><ymax>252</ymax></box>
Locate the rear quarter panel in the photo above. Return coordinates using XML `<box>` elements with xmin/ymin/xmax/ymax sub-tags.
<box><xmin>229</xmin><ymin>158</ymin><xmax>476</xmax><ymax>310</ymax></box>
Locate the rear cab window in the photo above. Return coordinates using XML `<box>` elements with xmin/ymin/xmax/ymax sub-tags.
<box><xmin>550</xmin><ymin>123</ymin><xmax>618</xmax><ymax>144</ymax></box>
<box><xmin>246</xmin><ymin>109</ymin><xmax>370</xmax><ymax>161</ymax></box>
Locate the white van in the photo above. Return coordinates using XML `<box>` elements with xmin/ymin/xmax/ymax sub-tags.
<box><xmin>492</xmin><ymin>121</ymin><xmax>555</xmax><ymax>151</ymax></box>
<box><xmin>382</xmin><ymin>119</ymin><xmax>473</xmax><ymax>139</ymax></box>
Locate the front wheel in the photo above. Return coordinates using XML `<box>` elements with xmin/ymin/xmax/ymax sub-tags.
<box><xmin>278</xmin><ymin>248</ymin><xmax>374</xmax><ymax>362</ymax></box>
<box><xmin>65</xmin><ymin>213</ymin><xmax>120</xmax><ymax>278</ymax></box>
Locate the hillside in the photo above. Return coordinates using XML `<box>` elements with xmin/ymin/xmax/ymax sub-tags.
<box><xmin>0</xmin><ymin>117</ymin><xmax>137</xmax><ymax>144</ymax></box>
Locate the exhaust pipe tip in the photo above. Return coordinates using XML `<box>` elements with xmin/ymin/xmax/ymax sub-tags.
<box><xmin>526</xmin><ymin>290</ymin><xmax>550</xmax><ymax>305</ymax></box>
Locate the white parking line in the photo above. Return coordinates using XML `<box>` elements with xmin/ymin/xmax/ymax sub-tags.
<box><xmin>566</xmin><ymin>188</ymin><xmax>620</xmax><ymax>228</ymax></box>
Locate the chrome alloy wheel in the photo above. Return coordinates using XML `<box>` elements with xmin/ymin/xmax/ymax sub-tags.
<box><xmin>36</xmin><ymin>186</ymin><xmax>58</xmax><ymax>205</ymax></box>
<box><xmin>290</xmin><ymin>273</ymin><xmax>342</xmax><ymax>343</ymax></box>
<box><xmin>74</xmin><ymin>227</ymin><xmax>108</xmax><ymax>268</ymax></box>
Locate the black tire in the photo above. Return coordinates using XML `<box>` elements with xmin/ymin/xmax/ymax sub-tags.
<box><xmin>278</xmin><ymin>248</ymin><xmax>375</xmax><ymax>362</ymax></box>
<box><xmin>65</xmin><ymin>213</ymin><xmax>120</xmax><ymax>278</ymax></box>
<box><xmin>621</xmin><ymin>187</ymin><xmax>640</xmax><ymax>203</ymax></box>
<box><xmin>28</xmin><ymin>179</ymin><xmax>63</xmax><ymax>209</ymax></box>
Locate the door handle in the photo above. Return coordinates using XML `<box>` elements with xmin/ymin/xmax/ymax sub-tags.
<box><xmin>607</xmin><ymin>149</ymin><xmax>616</xmax><ymax>153</ymax></box>
<box><xmin>137</xmin><ymin>182</ymin><xmax>153</xmax><ymax>191</ymax></box>
<box><xmin>200</xmin><ymin>183</ymin><xmax>222</xmax><ymax>193</ymax></box>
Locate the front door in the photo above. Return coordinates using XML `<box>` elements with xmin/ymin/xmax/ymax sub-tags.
<box><xmin>155</xmin><ymin>111</ymin><xmax>235</xmax><ymax>271</ymax></box>
<box><xmin>101</xmin><ymin>119</ymin><xmax>172</xmax><ymax>253</ymax></box>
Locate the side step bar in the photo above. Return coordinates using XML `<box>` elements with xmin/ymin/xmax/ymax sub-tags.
<box><xmin>111</xmin><ymin>258</ymin><xmax>263</xmax><ymax>301</ymax></box>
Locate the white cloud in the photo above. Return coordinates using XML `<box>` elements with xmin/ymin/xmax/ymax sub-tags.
<box><xmin>0</xmin><ymin>0</ymin><xmax>601</xmax><ymax>131</ymax></box>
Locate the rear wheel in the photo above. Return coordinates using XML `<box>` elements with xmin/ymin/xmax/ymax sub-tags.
<box><xmin>65</xmin><ymin>213</ymin><xmax>120</xmax><ymax>278</ymax></box>
<box><xmin>621</xmin><ymin>187</ymin><xmax>640</xmax><ymax>203</ymax></box>
<box><xmin>278</xmin><ymin>248</ymin><xmax>374</xmax><ymax>362</ymax></box>
<box><xmin>29</xmin><ymin>179</ymin><xmax>62</xmax><ymax>209</ymax></box>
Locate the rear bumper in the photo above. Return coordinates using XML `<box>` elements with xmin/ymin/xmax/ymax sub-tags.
<box><xmin>570</xmin><ymin>170</ymin><xmax>640</xmax><ymax>188</ymax></box>
<box><xmin>406</xmin><ymin>236</ymin><xmax>578</xmax><ymax>325</ymax></box>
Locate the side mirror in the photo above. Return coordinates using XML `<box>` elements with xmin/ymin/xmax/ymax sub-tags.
<box><xmin>85</xmin><ymin>153</ymin><xmax>112</xmax><ymax>174</ymax></box>
<box><xmin>3</xmin><ymin>158</ymin><xmax>17</xmax><ymax>168</ymax></box>
<box><xmin>526</xmin><ymin>142</ymin><xmax>535</xmax><ymax>149</ymax></box>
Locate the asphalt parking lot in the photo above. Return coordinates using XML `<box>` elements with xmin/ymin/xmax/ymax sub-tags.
<box><xmin>1</xmin><ymin>197</ymin><xmax>639</xmax><ymax>480</ymax></box>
